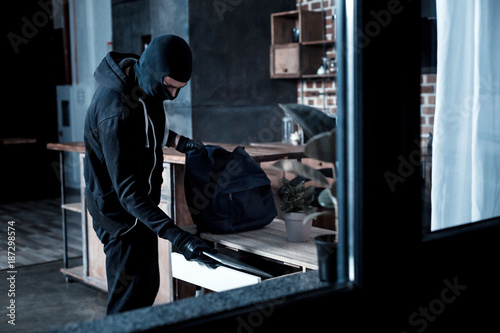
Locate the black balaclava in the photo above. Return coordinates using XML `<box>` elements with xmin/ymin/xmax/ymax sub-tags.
<box><xmin>132</xmin><ymin>34</ymin><xmax>192</xmax><ymax>102</ymax></box>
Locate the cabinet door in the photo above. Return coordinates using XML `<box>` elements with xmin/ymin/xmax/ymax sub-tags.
<box><xmin>270</xmin><ymin>44</ymin><xmax>300</xmax><ymax>78</ymax></box>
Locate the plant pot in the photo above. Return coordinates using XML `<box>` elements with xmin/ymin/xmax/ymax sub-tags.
<box><xmin>283</xmin><ymin>212</ymin><xmax>312</xmax><ymax>242</ymax></box>
<box><xmin>314</xmin><ymin>234</ymin><xmax>337</xmax><ymax>283</ymax></box>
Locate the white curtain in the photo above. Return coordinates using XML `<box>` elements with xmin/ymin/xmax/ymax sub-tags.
<box><xmin>432</xmin><ymin>0</ymin><xmax>500</xmax><ymax>230</ymax></box>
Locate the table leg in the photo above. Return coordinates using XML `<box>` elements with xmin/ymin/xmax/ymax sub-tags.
<box><xmin>59</xmin><ymin>151</ymin><xmax>69</xmax><ymax>269</ymax></box>
<box><xmin>80</xmin><ymin>154</ymin><xmax>89</xmax><ymax>276</ymax></box>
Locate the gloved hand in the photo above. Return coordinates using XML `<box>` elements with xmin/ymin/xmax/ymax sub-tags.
<box><xmin>176</xmin><ymin>135</ymin><xmax>207</xmax><ymax>155</ymax></box>
<box><xmin>171</xmin><ymin>229</ymin><xmax>218</xmax><ymax>268</ymax></box>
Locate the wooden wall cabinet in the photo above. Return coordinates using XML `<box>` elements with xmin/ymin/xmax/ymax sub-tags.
<box><xmin>271</xmin><ymin>44</ymin><xmax>300</xmax><ymax>77</ymax></box>
<box><xmin>270</xmin><ymin>9</ymin><xmax>335</xmax><ymax>79</ymax></box>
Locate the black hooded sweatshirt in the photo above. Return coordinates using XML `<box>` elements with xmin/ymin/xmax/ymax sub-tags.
<box><xmin>84</xmin><ymin>35</ymin><xmax>192</xmax><ymax>241</ymax></box>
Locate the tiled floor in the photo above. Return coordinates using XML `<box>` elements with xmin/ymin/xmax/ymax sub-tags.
<box><xmin>0</xmin><ymin>194</ymin><xmax>82</xmax><ymax>269</ymax></box>
<box><xmin>0</xmin><ymin>192</ymin><xmax>108</xmax><ymax>332</ymax></box>
<box><xmin>0</xmin><ymin>259</ymin><xmax>107</xmax><ymax>332</ymax></box>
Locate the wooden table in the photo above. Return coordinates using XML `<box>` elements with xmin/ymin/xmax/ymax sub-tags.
<box><xmin>46</xmin><ymin>141</ymin><xmax>304</xmax><ymax>263</ymax></box>
<box><xmin>0</xmin><ymin>137</ymin><xmax>37</xmax><ymax>145</ymax></box>
<box><xmin>46</xmin><ymin>141</ymin><xmax>308</xmax><ymax>302</ymax></box>
<box><xmin>46</xmin><ymin>141</ymin><xmax>304</xmax><ymax>164</ymax></box>
<box><xmin>188</xmin><ymin>220</ymin><xmax>335</xmax><ymax>271</ymax></box>
<box><xmin>171</xmin><ymin>220</ymin><xmax>335</xmax><ymax>293</ymax></box>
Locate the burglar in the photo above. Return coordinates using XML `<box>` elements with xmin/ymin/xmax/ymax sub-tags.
<box><xmin>84</xmin><ymin>34</ymin><xmax>216</xmax><ymax>315</ymax></box>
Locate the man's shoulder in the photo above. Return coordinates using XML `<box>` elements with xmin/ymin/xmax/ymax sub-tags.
<box><xmin>90</xmin><ymin>85</ymin><xmax>144</xmax><ymax>122</ymax></box>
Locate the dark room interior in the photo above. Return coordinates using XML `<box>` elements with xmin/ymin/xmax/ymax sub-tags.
<box><xmin>2</xmin><ymin>0</ymin><xmax>499</xmax><ymax>332</ymax></box>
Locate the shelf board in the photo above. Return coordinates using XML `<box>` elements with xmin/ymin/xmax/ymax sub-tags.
<box><xmin>302</xmin><ymin>74</ymin><xmax>336</xmax><ymax>79</ymax></box>
<box><xmin>302</xmin><ymin>40</ymin><xmax>335</xmax><ymax>46</ymax></box>
<box><xmin>271</xmin><ymin>73</ymin><xmax>336</xmax><ymax>80</ymax></box>
<box><xmin>271</xmin><ymin>42</ymin><xmax>300</xmax><ymax>47</ymax></box>
<box><xmin>61</xmin><ymin>266</ymin><xmax>107</xmax><ymax>292</ymax></box>
<box><xmin>61</xmin><ymin>202</ymin><xmax>82</xmax><ymax>213</ymax></box>
<box><xmin>271</xmin><ymin>9</ymin><xmax>299</xmax><ymax>18</ymax></box>
<box><xmin>271</xmin><ymin>74</ymin><xmax>301</xmax><ymax>79</ymax></box>
<box><xmin>271</xmin><ymin>40</ymin><xmax>335</xmax><ymax>47</ymax></box>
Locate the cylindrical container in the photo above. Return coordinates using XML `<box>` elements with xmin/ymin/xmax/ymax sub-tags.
<box><xmin>314</xmin><ymin>234</ymin><xmax>337</xmax><ymax>282</ymax></box>
<box><xmin>282</xmin><ymin>115</ymin><xmax>294</xmax><ymax>143</ymax></box>
<box><xmin>283</xmin><ymin>212</ymin><xmax>312</xmax><ymax>242</ymax></box>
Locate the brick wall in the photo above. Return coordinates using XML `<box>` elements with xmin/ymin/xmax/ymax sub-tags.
<box><xmin>296</xmin><ymin>0</ymin><xmax>337</xmax><ymax>116</ymax></box>
<box><xmin>297</xmin><ymin>79</ymin><xmax>337</xmax><ymax>115</ymax></box>
<box><xmin>420</xmin><ymin>74</ymin><xmax>436</xmax><ymax>148</ymax></box>
<box><xmin>295</xmin><ymin>0</ymin><xmax>436</xmax><ymax>148</ymax></box>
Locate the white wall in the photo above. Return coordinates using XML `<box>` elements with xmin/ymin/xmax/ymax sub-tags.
<box><xmin>56</xmin><ymin>0</ymin><xmax>112</xmax><ymax>188</ymax></box>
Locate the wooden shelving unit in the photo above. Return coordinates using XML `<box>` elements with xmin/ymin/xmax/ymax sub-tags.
<box><xmin>270</xmin><ymin>9</ymin><xmax>335</xmax><ymax>79</ymax></box>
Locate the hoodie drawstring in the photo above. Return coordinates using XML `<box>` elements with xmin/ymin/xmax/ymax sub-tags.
<box><xmin>139</xmin><ymin>98</ymin><xmax>150</xmax><ymax>148</ymax></box>
<box><xmin>139</xmin><ymin>98</ymin><xmax>155</xmax><ymax>195</ymax></box>
<box><xmin>139</xmin><ymin>98</ymin><xmax>170</xmax><ymax>148</ymax></box>
<box><xmin>139</xmin><ymin>98</ymin><xmax>170</xmax><ymax>195</ymax></box>
<box><xmin>162</xmin><ymin>105</ymin><xmax>170</xmax><ymax>147</ymax></box>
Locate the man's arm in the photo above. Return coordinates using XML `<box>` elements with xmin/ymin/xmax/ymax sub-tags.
<box><xmin>165</xmin><ymin>130</ymin><xmax>206</xmax><ymax>153</ymax></box>
<box><xmin>99</xmin><ymin>115</ymin><xmax>215</xmax><ymax>261</ymax></box>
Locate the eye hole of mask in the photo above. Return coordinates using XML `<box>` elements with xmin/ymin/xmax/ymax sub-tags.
<box><xmin>163</xmin><ymin>83</ymin><xmax>180</xmax><ymax>100</ymax></box>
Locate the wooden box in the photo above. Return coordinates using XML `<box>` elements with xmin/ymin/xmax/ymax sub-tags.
<box><xmin>271</xmin><ymin>9</ymin><xmax>324</xmax><ymax>44</ymax></box>
<box><xmin>270</xmin><ymin>44</ymin><xmax>324</xmax><ymax>79</ymax></box>
<box><xmin>270</xmin><ymin>44</ymin><xmax>300</xmax><ymax>78</ymax></box>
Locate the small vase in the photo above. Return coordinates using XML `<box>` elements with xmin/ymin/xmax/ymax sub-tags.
<box><xmin>283</xmin><ymin>212</ymin><xmax>312</xmax><ymax>242</ymax></box>
<box><xmin>292</xmin><ymin>27</ymin><xmax>300</xmax><ymax>43</ymax></box>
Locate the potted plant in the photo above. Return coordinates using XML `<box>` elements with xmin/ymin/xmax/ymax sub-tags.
<box><xmin>273</xmin><ymin>103</ymin><xmax>338</xmax><ymax>231</ymax></box>
<box><xmin>278</xmin><ymin>177</ymin><xmax>316</xmax><ymax>242</ymax></box>
<box><xmin>272</xmin><ymin>103</ymin><xmax>338</xmax><ymax>280</ymax></box>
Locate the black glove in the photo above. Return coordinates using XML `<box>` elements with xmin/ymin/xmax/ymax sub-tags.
<box><xmin>176</xmin><ymin>135</ymin><xmax>206</xmax><ymax>154</ymax></box>
<box><xmin>171</xmin><ymin>229</ymin><xmax>218</xmax><ymax>267</ymax></box>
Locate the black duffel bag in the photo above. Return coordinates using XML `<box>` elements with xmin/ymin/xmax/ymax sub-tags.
<box><xmin>184</xmin><ymin>145</ymin><xmax>277</xmax><ymax>234</ymax></box>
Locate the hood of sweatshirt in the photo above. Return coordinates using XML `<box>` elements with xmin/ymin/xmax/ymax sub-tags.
<box><xmin>93</xmin><ymin>34</ymin><xmax>192</xmax><ymax>103</ymax></box>
<box><xmin>93</xmin><ymin>52</ymin><xmax>139</xmax><ymax>94</ymax></box>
